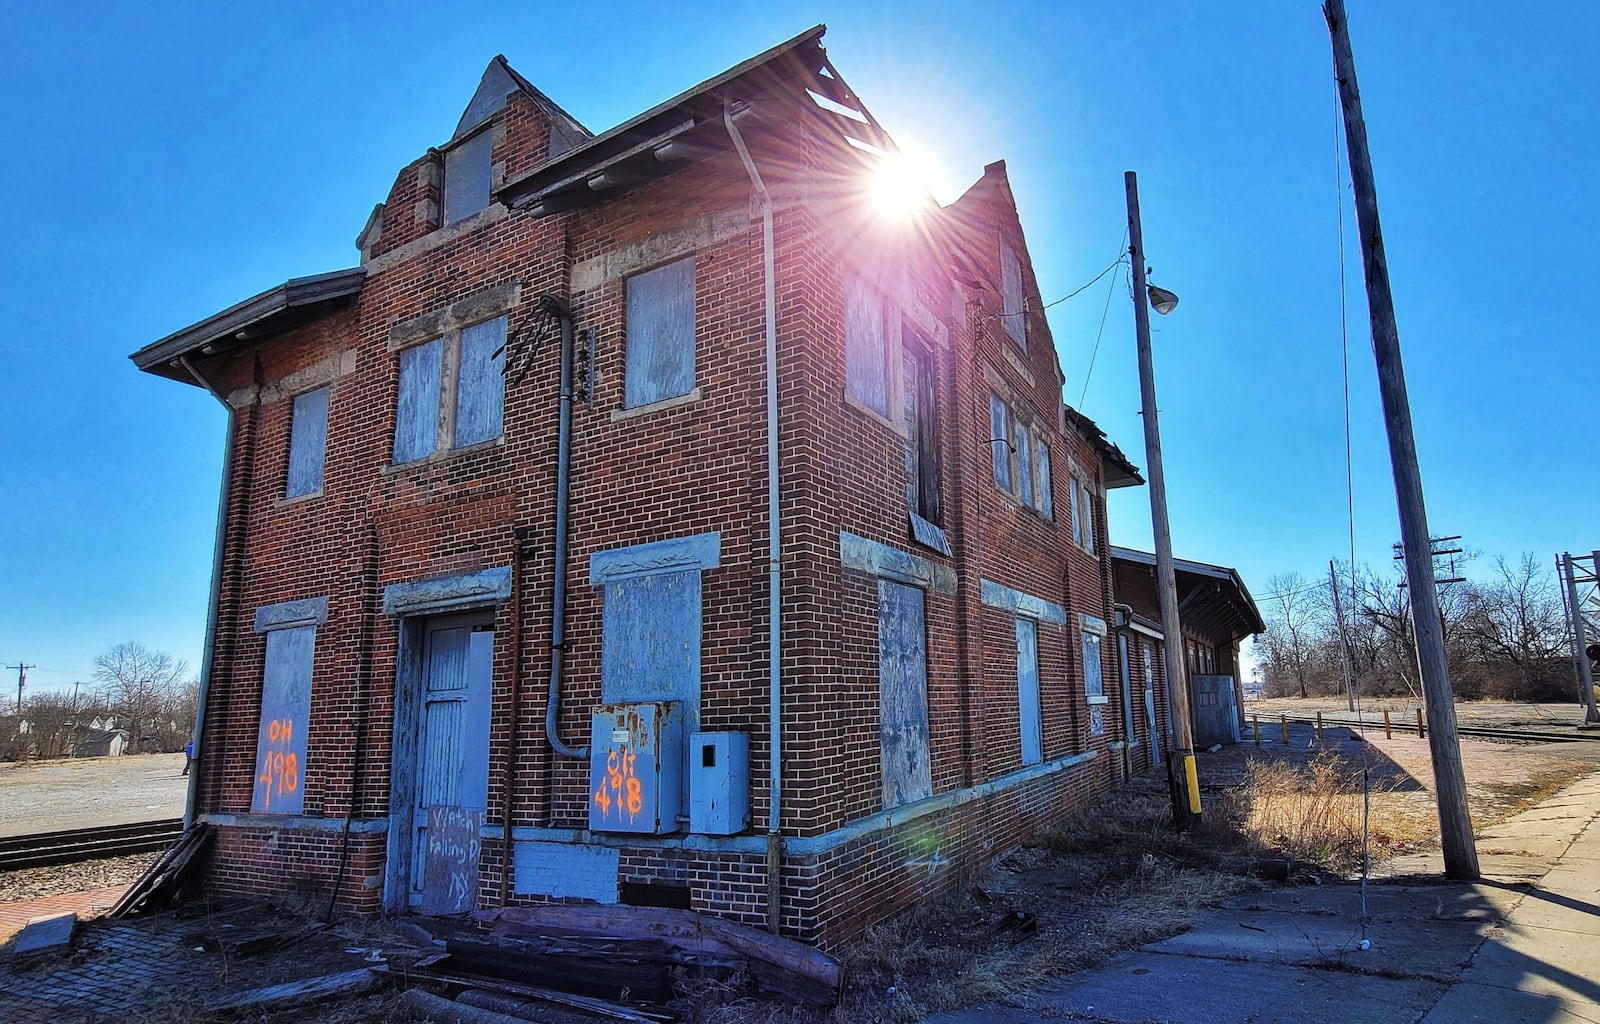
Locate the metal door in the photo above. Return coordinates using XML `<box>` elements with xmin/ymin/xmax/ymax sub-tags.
<box><xmin>411</xmin><ymin>618</ymin><xmax>493</xmax><ymax>913</ymax></box>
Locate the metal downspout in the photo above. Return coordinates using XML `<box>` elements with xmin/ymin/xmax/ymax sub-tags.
<box><xmin>725</xmin><ymin>98</ymin><xmax>783</xmax><ymax>934</ymax></box>
<box><xmin>544</xmin><ymin>296</ymin><xmax>588</xmax><ymax>761</ymax></box>
<box><xmin>178</xmin><ymin>355</ymin><xmax>233</xmax><ymax>832</ymax></box>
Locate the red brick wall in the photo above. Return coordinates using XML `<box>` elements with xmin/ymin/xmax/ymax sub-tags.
<box><xmin>183</xmin><ymin>82</ymin><xmax>1131</xmax><ymax>946</ymax></box>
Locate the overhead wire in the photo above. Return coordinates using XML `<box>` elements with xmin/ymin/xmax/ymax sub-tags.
<box><xmin>1077</xmin><ymin>242</ymin><xmax>1128</xmax><ymax>410</ymax></box>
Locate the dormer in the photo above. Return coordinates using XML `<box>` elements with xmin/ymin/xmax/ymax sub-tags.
<box><xmin>358</xmin><ymin>56</ymin><xmax>591</xmax><ymax>264</ymax></box>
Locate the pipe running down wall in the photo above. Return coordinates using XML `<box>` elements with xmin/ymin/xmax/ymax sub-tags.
<box><xmin>724</xmin><ymin>98</ymin><xmax>784</xmax><ymax>935</ymax></box>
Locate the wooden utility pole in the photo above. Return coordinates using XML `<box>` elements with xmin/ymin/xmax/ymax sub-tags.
<box><xmin>6</xmin><ymin>663</ymin><xmax>31</xmax><ymax>714</ymax></box>
<box><xmin>1126</xmin><ymin>170</ymin><xmax>1201</xmax><ymax>830</ymax></box>
<box><xmin>1325</xmin><ymin>0</ymin><xmax>1478</xmax><ymax>878</ymax></box>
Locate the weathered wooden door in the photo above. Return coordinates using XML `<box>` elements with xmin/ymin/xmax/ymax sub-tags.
<box><xmin>410</xmin><ymin>618</ymin><xmax>494</xmax><ymax>913</ymax></box>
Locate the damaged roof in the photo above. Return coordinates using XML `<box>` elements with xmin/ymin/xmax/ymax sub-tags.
<box><xmin>1064</xmin><ymin>405</ymin><xmax>1143</xmax><ymax>489</ymax></box>
<box><xmin>1112</xmin><ymin>546</ymin><xmax>1266</xmax><ymax>641</ymax></box>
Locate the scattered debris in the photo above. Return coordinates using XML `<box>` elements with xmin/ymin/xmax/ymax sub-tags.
<box><xmin>107</xmin><ymin>823</ymin><xmax>213</xmax><ymax>918</ymax></box>
<box><xmin>205</xmin><ymin>966</ymin><xmax>380</xmax><ymax>1013</ymax></box>
<box><xmin>480</xmin><ymin>904</ymin><xmax>845</xmax><ymax>1006</ymax></box>
<box><xmin>379</xmin><ymin>965</ymin><xmax>674</xmax><ymax>1022</ymax></box>
<box><xmin>402</xmin><ymin>989</ymin><xmax>528</xmax><ymax>1024</ymax></box>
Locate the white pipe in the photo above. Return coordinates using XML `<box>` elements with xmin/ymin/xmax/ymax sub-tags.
<box><xmin>724</xmin><ymin>102</ymin><xmax>782</xmax><ymax>841</ymax></box>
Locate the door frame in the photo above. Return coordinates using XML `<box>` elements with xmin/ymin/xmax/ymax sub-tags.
<box><xmin>383</xmin><ymin>609</ymin><xmax>496</xmax><ymax>913</ymax></box>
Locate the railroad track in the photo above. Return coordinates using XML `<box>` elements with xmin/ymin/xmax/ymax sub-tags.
<box><xmin>1265</xmin><ymin>713</ymin><xmax>1596</xmax><ymax>745</ymax></box>
<box><xmin>0</xmin><ymin>818</ymin><xmax>184</xmax><ymax>872</ymax></box>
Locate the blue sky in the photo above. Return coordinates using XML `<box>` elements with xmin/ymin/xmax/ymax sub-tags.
<box><xmin>2</xmin><ymin>2</ymin><xmax>1593</xmax><ymax>694</ymax></box>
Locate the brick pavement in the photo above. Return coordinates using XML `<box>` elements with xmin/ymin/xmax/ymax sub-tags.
<box><xmin>0</xmin><ymin>886</ymin><xmax>125</xmax><ymax>946</ymax></box>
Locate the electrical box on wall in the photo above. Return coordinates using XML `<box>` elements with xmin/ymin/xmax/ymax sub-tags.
<box><xmin>689</xmin><ymin>731</ymin><xmax>750</xmax><ymax>835</ymax></box>
<box><xmin>588</xmin><ymin>702</ymin><xmax>685</xmax><ymax>834</ymax></box>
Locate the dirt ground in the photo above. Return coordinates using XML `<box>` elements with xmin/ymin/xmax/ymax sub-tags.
<box><xmin>0</xmin><ymin>754</ymin><xmax>188</xmax><ymax>837</ymax></box>
<box><xmin>1250</xmin><ymin>695</ymin><xmax>1598</xmax><ymax>731</ymax></box>
<box><xmin>1</xmin><ymin>710</ymin><xmax>1595</xmax><ymax>1023</ymax></box>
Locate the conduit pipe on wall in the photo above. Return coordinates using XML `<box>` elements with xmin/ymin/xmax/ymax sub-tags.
<box><xmin>543</xmin><ymin>295</ymin><xmax>588</xmax><ymax>761</ymax></box>
<box><xmin>178</xmin><ymin>355</ymin><xmax>235</xmax><ymax>832</ymax></box>
<box><xmin>724</xmin><ymin>98</ymin><xmax>784</xmax><ymax>935</ymax></box>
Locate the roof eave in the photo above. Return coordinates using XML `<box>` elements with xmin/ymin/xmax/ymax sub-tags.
<box><xmin>131</xmin><ymin>268</ymin><xmax>365</xmax><ymax>385</ymax></box>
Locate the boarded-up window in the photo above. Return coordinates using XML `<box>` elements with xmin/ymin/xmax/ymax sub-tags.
<box><xmin>878</xmin><ymin>580</ymin><xmax>932</xmax><ymax>809</ymax></box>
<box><xmin>394</xmin><ymin>317</ymin><xmax>506</xmax><ymax>464</ymax></box>
<box><xmin>1036</xmin><ymin>435</ymin><xmax>1053</xmax><ymax>520</ymax></box>
<box><xmin>252</xmin><ymin>625</ymin><xmax>314</xmax><ymax>815</ymax></box>
<box><xmin>455</xmin><ymin>316</ymin><xmax>506</xmax><ymax>447</ymax></box>
<box><xmin>1014</xmin><ymin>415</ymin><xmax>1034</xmax><ymax>507</ymax></box>
<box><xmin>1076</xmin><ymin>480</ymin><xmax>1096</xmax><ymax>554</ymax></box>
<box><xmin>1083</xmin><ymin>629</ymin><xmax>1105</xmax><ymax>702</ymax></box>
<box><xmin>626</xmin><ymin>257</ymin><xmax>696</xmax><ymax>408</ymax></box>
<box><xmin>845</xmin><ymin>278</ymin><xmax>890</xmax><ymax>417</ymax></box>
<box><xmin>1016</xmin><ymin>617</ymin><xmax>1042</xmax><ymax>765</ymax></box>
<box><xmin>1001</xmin><ymin>242</ymin><xmax>1025</xmax><ymax>348</ymax></box>
<box><xmin>444</xmin><ymin>130</ymin><xmax>492</xmax><ymax>225</ymax></box>
<box><xmin>989</xmin><ymin>394</ymin><xmax>1011</xmax><ymax>490</ymax></box>
<box><xmin>903</xmin><ymin>340</ymin><xmax>941</xmax><ymax>523</ymax></box>
<box><xmin>286</xmin><ymin>387</ymin><xmax>328</xmax><ymax>498</ymax></box>
<box><xmin>600</xmin><ymin>568</ymin><xmax>702</xmax><ymax>735</ymax></box>
<box><xmin>394</xmin><ymin>339</ymin><xmax>443</xmax><ymax>463</ymax></box>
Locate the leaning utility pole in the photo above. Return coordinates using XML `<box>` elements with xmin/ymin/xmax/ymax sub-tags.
<box><xmin>1325</xmin><ymin>0</ymin><xmax>1478</xmax><ymax>878</ymax></box>
<box><xmin>1126</xmin><ymin>170</ymin><xmax>1201</xmax><ymax>831</ymax></box>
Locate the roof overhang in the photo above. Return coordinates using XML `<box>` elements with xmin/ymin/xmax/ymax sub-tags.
<box><xmin>1111</xmin><ymin>546</ymin><xmax>1265</xmax><ymax>640</ymax></box>
<box><xmin>130</xmin><ymin>268</ymin><xmax>365</xmax><ymax>385</ymax></box>
<box><xmin>1064</xmin><ymin>405</ymin><xmax>1143</xmax><ymax>489</ymax></box>
<box><xmin>496</xmin><ymin>25</ymin><xmax>891</xmax><ymax>218</ymax></box>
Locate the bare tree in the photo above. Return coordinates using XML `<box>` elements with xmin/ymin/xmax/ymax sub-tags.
<box><xmin>1458</xmin><ymin>554</ymin><xmax>1570</xmax><ymax>700</ymax></box>
<box><xmin>93</xmin><ymin>642</ymin><xmax>192</xmax><ymax>753</ymax></box>
<box><xmin>1262</xmin><ymin>572</ymin><xmax>1324</xmax><ymax>698</ymax></box>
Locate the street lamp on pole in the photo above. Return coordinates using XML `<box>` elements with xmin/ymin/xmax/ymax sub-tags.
<box><xmin>1125</xmin><ymin>170</ymin><xmax>1202</xmax><ymax>830</ymax></box>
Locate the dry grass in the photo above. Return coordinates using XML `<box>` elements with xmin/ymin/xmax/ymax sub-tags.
<box><xmin>1238</xmin><ymin>752</ymin><xmax>1404</xmax><ymax>872</ymax></box>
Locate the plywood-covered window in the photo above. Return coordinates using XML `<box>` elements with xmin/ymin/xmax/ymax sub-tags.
<box><xmin>845</xmin><ymin>277</ymin><xmax>891</xmax><ymax>417</ymax></box>
<box><xmin>286</xmin><ymin>387</ymin><xmax>328</xmax><ymax>498</ymax></box>
<box><xmin>1014</xmin><ymin>418</ymin><xmax>1034</xmax><ymax>507</ymax></box>
<box><xmin>1035</xmin><ymin>434</ymin><xmax>1054</xmax><ymax>520</ymax></box>
<box><xmin>393</xmin><ymin>316</ymin><xmax>506</xmax><ymax>464</ymax></box>
<box><xmin>878</xmin><ymin>579</ymin><xmax>932</xmax><ymax>809</ymax></box>
<box><xmin>1001</xmin><ymin>242</ymin><xmax>1026</xmax><ymax>348</ymax></box>
<box><xmin>625</xmin><ymin>257</ymin><xmax>696</xmax><ymax>408</ymax></box>
<box><xmin>1016</xmin><ymin>617</ymin><xmax>1042</xmax><ymax>765</ymax></box>
<box><xmin>989</xmin><ymin>394</ymin><xmax>1011</xmax><ymax>491</ymax></box>
<box><xmin>1083</xmin><ymin>616</ymin><xmax>1107</xmax><ymax>704</ymax></box>
<box><xmin>1071</xmin><ymin>476</ymin><xmax>1097</xmax><ymax>554</ymax></box>
<box><xmin>443</xmin><ymin>129</ymin><xmax>492</xmax><ymax>225</ymax></box>
<box><xmin>253</xmin><ymin>624</ymin><xmax>314</xmax><ymax>815</ymax></box>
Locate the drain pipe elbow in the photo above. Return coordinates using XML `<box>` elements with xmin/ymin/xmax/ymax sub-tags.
<box><xmin>543</xmin><ymin>295</ymin><xmax>588</xmax><ymax>760</ymax></box>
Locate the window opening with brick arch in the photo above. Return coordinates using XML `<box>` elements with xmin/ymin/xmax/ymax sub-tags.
<box><xmin>901</xmin><ymin>329</ymin><xmax>942</xmax><ymax>526</ymax></box>
<box><xmin>285</xmin><ymin>386</ymin><xmax>328</xmax><ymax>498</ymax></box>
<box><xmin>624</xmin><ymin>256</ymin><xmax>696</xmax><ymax>409</ymax></box>
<box><xmin>393</xmin><ymin>315</ymin><xmax>506</xmax><ymax>463</ymax></box>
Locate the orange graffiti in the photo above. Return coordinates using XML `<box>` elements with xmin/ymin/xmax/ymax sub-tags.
<box><xmin>256</xmin><ymin>718</ymin><xmax>300</xmax><ymax>811</ymax></box>
<box><xmin>592</xmin><ymin>746</ymin><xmax>644</xmax><ymax>822</ymax></box>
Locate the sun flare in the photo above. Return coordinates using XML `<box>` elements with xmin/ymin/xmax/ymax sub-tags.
<box><xmin>866</xmin><ymin>149</ymin><xmax>936</xmax><ymax>221</ymax></box>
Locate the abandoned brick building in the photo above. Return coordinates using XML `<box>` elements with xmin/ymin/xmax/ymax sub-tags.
<box><xmin>132</xmin><ymin>27</ymin><xmax>1166</xmax><ymax>947</ymax></box>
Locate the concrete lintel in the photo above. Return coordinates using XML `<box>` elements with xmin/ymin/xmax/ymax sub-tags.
<box><xmin>253</xmin><ymin>596</ymin><xmax>329</xmax><ymax>633</ymax></box>
<box><xmin>980</xmin><ymin>579</ymin><xmax>1066</xmax><ymax>625</ymax></box>
<box><xmin>588</xmin><ymin>532</ymin><xmax>721</xmax><ymax>585</ymax></box>
<box><xmin>383</xmin><ymin>566</ymin><xmax>511</xmax><ymax>617</ymax></box>
<box><xmin>200</xmin><ymin>813</ymin><xmax>389</xmax><ymax>834</ymax></box>
<box><xmin>841</xmin><ymin>531</ymin><xmax>957</xmax><ymax>594</ymax></box>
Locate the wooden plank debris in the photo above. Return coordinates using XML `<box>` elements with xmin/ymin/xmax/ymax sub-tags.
<box><xmin>205</xmin><ymin>967</ymin><xmax>378</xmax><ymax>1013</ymax></box>
<box><xmin>108</xmin><ymin>823</ymin><xmax>214</xmax><ymax>918</ymax></box>
<box><xmin>401</xmin><ymin>989</ymin><xmax>528</xmax><ymax>1024</ymax></box>
<box><xmin>376</xmin><ymin>965</ymin><xmax>674</xmax><ymax>1023</ymax></box>
<box><xmin>479</xmin><ymin>904</ymin><xmax>844</xmax><ymax>1005</ymax></box>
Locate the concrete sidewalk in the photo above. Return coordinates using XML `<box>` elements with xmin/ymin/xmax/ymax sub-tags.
<box><xmin>927</xmin><ymin>771</ymin><xmax>1600</xmax><ymax>1024</ymax></box>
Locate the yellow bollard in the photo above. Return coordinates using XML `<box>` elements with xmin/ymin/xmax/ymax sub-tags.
<box><xmin>1416</xmin><ymin>707</ymin><xmax>1425</xmax><ymax>738</ymax></box>
<box><xmin>1253</xmin><ymin>715</ymin><xmax>1261</xmax><ymax>746</ymax></box>
<box><xmin>1384</xmin><ymin>709</ymin><xmax>1392</xmax><ymax>739</ymax></box>
<box><xmin>1280</xmin><ymin>715</ymin><xmax>1289</xmax><ymax>745</ymax></box>
<box><xmin>1316</xmin><ymin>712</ymin><xmax>1324</xmax><ymax>744</ymax></box>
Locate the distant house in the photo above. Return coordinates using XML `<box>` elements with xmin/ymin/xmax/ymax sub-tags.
<box><xmin>129</xmin><ymin>27</ymin><xmax>1154</xmax><ymax>947</ymax></box>
<box><xmin>1111</xmin><ymin>547</ymin><xmax>1264</xmax><ymax>749</ymax></box>
<box><xmin>72</xmin><ymin>728</ymin><xmax>129</xmax><ymax>758</ymax></box>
